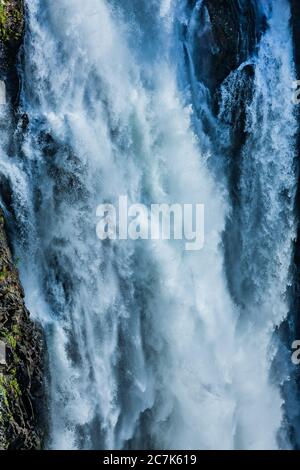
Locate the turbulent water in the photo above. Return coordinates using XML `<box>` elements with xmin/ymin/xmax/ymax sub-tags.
<box><xmin>0</xmin><ymin>0</ymin><xmax>298</xmax><ymax>449</ymax></box>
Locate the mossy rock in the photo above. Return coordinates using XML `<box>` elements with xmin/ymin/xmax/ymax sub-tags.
<box><xmin>0</xmin><ymin>0</ymin><xmax>24</xmax><ymax>44</ymax></box>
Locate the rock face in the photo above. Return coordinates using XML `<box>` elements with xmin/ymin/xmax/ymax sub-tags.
<box><xmin>0</xmin><ymin>212</ymin><xmax>44</xmax><ymax>449</ymax></box>
<box><xmin>187</xmin><ymin>0</ymin><xmax>265</xmax><ymax>93</ymax></box>
<box><xmin>0</xmin><ymin>0</ymin><xmax>23</xmax><ymax>44</ymax></box>
<box><xmin>290</xmin><ymin>0</ymin><xmax>300</xmax><ymax>80</ymax></box>
<box><xmin>189</xmin><ymin>0</ymin><xmax>265</xmax><ymax>200</ymax></box>
<box><xmin>0</xmin><ymin>0</ymin><xmax>44</xmax><ymax>450</ymax></box>
<box><xmin>281</xmin><ymin>0</ymin><xmax>300</xmax><ymax>449</ymax></box>
<box><xmin>0</xmin><ymin>0</ymin><xmax>24</xmax><ymax>105</ymax></box>
<box><xmin>290</xmin><ymin>0</ymin><xmax>300</xmax><ymax>342</ymax></box>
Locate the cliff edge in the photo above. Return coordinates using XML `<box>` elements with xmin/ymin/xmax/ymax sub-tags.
<box><xmin>0</xmin><ymin>0</ymin><xmax>44</xmax><ymax>450</ymax></box>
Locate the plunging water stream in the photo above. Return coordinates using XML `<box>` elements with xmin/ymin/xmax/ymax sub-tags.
<box><xmin>0</xmin><ymin>0</ymin><xmax>297</xmax><ymax>449</ymax></box>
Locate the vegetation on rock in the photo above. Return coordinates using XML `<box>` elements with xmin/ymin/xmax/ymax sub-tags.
<box><xmin>0</xmin><ymin>2</ymin><xmax>43</xmax><ymax>449</ymax></box>
<box><xmin>0</xmin><ymin>0</ymin><xmax>23</xmax><ymax>43</ymax></box>
<box><xmin>0</xmin><ymin>210</ymin><xmax>44</xmax><ymax>449</ymax></box>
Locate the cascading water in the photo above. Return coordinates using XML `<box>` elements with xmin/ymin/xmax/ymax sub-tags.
<box><xmin>0</xmin><ymin>0</ymin><xmax>298</xmax><ymax>450</ymax></box>
<box><xmin>219</xmin><ymin>0</ymin><xmax>298</xmax><ymax>448</ymax></box>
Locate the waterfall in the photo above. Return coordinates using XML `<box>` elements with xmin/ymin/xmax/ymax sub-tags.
<box><xmin>0</xmin><ymin>0</ymin><xmax>298</xmax><ymax>450</ymax></box>
<box><xmin>219</xmin><ymin>0</ymin><xmax>298</xmax><ymax>448</ymax></box>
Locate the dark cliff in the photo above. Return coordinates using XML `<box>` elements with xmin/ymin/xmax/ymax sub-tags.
<box><xmin>187</xmin><ymin>0</ymin><xmax>265</xmax><ymax>92</ymax></box>
<box><xmin>0</xmin><ymin>0</ymin><xmax>44</xmax><ymax>450</ymax></box>
<box><xmin>185</xmin><ymin>0</ymin><xmax>266</xmax><ymax>304</ymax></box>
<box><xmin>281</xmin><ymin>0</ymin><xmax>300</xmax><ymax>449</ymax></box>
<box><xmin>0</xmin><ymin>0</ymin><xmax>24</xmax><ymax>104</ymax></box>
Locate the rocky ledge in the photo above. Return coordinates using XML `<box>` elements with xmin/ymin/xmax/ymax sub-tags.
<box><xmin>0</xmin><ymin>212</ymin><xmax>43</xmax><ymax>449</ymax></box>
<box><xmin>186</xmin><ymin>0</ymin><xmax>266</xmax><ymax>92</ymax></box>
<box><xmin>0</xmin><ymin>0</ymin><xmax>44</xmax><ymax>450</ymax></box>
<box><xmin>0</xmin><ymin>0</ymin><xmax>24</xmax><ymax>105</ymax></box>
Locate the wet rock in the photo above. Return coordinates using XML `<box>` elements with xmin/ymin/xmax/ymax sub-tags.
<box><xmin>290</xmin><ymin>0</ymin><xmax>300</xmax><ymax>80</ymax></box>
<box><xmin>0</xmin><ymin>1</ymin><xmax>44</xmax><ymax>450</ymax></box>
<box><xmin>282</xmin><ymin>0</ymin><xmax>300</xmax><ymax>449</ymax></box>
<box><xmin>0</xmin><ymin>210</ymin><xmax>44</xmax><ymax>450</ymax></box>
<box><xmin>187</xmin><ymin>0</ymin><xmax>266</xmax><ymax>92</ymax></box>
<box><xmin>0</xmin><ymin>0</ymin><xmax>24</xmax><ymax>106</ymax></box>
<box><xmin>0</xmin><ymin>0</ymin><xmax>24</xmax><ymax>43</ymax></box>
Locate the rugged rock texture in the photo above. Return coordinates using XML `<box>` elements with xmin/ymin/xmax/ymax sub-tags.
<box><xmin>290</xmin><ymin>0</ymin><xmax>300</xmax><ymax>342</ymax></box>
<box><xmin>184</xmin><ymin>1</ymin><xmax>266</xmax><ymax>275</ymax></box>
<box><xmin>187</xmin><ymin>0</ymin><xmax>265</xmax><ymax>92</ymax></box>
<box><xmin>0</xmin><ymin>0</ymin><xmax>44</xmax><ymax>450</ymax></box>
<box><xmin>191</xmin><ymin>0</ymin><xmax>265</xmax><ymax>201</ymax></box>
<box><xmin>0</xmin><ymin>0</ymin><xmax>23</xmax><ymax>41</ymax></box>
<box><xmin>0</xmin><ymin>0</ymin><xmax>24</xmax><ymax>105</ymax></box>
<box><xmin>0</xmin><ymin>211</ymin><xmax>43</xmax><ymax>449</ymax></box>
<box><xmin>290</xmin><ymin>0</ymin><xmax>300</xmax><ymax>80</ymax></box>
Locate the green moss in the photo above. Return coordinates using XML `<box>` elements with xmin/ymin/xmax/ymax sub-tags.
<box><xmin>0</xmin><ymin>372</ymin><xmax>21</xmax><ymax>419</ymax></box>
<box><xmin>9</xmin><ymin>377</ymin><xmax>21</xmax><ymax>398</ymax></box>
<box><xmin>3</xmin><ymin>332</ymin><xmax>17</xmax><ymax>350</ymax></box>
<box><xmin>0</xmin><ymin>375</ymin><xmax>9</xmax><ymax>409</ymax></box>
<box><xmin>0</xmin><ymin>265</ymin><xmax>9</xmax><ymax>281</ymax></box>
<box><xmin>0</xmin><ymin>0</ymin><xmax>23</xmax><ymax>43</ymax></box>
<box><xmin>12</xmin><ymin>324</ymin><xmax>21</xmax><ymax>337</ymax></box>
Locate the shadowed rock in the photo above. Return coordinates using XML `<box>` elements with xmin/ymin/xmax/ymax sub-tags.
<box><xmin>0</xmin><ymin>0</ymin><xmax>44</xmax><ymax>450</ymax></box>
<box><xmin>186</xmin><ymin>0</ymin><xmax>266</xmax><ymax>92</ymax></box>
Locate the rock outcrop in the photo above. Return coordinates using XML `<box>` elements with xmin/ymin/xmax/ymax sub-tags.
<box><xmin>290</xmin><ymin>0</ymin><xmax>300</xmax><ymax>343</ymax></box>
<box><xmin>186</xmin><ymin>0</ymin><xmax>266</xmax><ymax>93</ymax></box>
<box><xmin>0</xmin><ymin>0</ymin><xmax>24</xmax><ymax>105</ymax></box>
<box><xmin>188</xmin><ymin>0</ymin><xmax>265</xmax><ymax>199</ymax></box>
<box><xmin>0</xmin><ymin>211</ymin><xmax>43</xmax><ymax>449</ymax></box>
<box><xmin>0</xmin><ymin>0</ymin><xmax>44</xmax><ymax>450</ymax></box>
<box><xmin>280</xmin><ymin>0</ymin><xmax>300</xmax><ymax>449</ymax></box>
<box><xmin>290</xmin><ymin>0</ymin><xmax>300</xmax><ymax>80</ymax></box>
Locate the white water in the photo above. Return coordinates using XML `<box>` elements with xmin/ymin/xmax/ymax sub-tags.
<box><xmin>218</xmin><ymin>0</ymin><xmax>298</xmax><ymax>448</ymax></box>
<box><xmin>0</xmin><ymin>0</ymin><xmax>297</xmax><ymax>449</ymax></box>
